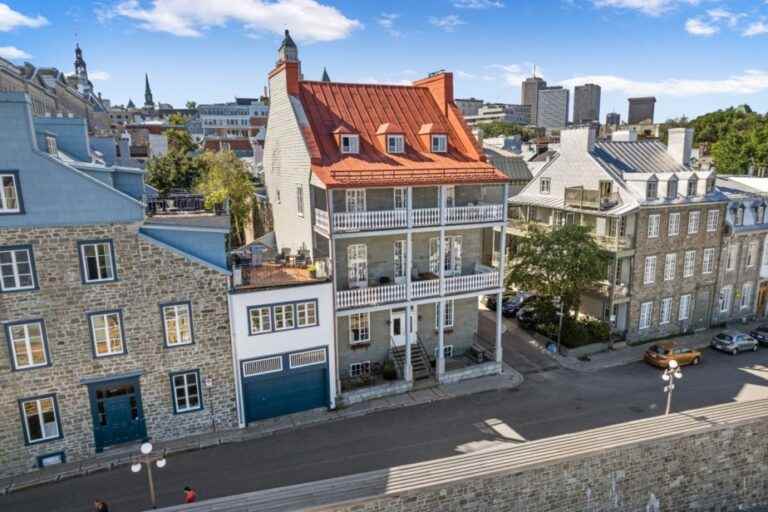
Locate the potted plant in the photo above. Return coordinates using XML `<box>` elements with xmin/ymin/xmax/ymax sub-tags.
<box><xmin>307</xmin><ymin>263</ymin><xmax>317</xmax><ymax>278</ymax></box>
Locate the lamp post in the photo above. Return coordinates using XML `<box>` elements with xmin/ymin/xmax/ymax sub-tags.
<box><xmin>662</xmin><ymin>359</ymin><xmax>683</xmax><ymax>416</ymax></box>
<box><xmin>130</xmin><ymin>442</ymin><xmax>167</xmax><ymax>509</ymax></box>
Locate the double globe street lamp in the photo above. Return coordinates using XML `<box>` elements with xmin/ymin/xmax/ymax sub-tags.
<box><xmin>131</xmin><ymin>442</ymin><xmax>167</xmax><ymax>509</ymax></box>
<box><xmin>662</xmin><ymin>359</ymin><xmax>683</xmax><ymax>416</ymax></box>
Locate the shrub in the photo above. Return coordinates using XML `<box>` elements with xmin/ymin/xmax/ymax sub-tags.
<box><xmin>382</xmin><ymin>360</ymin><xmax>398</xmax><ymax>381</ymax></box>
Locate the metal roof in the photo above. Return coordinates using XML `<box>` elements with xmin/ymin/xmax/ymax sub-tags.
<box><xmin>484</xmin><ymin>148</ymin><xmax>533</xmax><ymax>181</ymax></box>
<box><xmin>593</xmin><ymin>140</ymin><xmax>688</xmax><ymax>175</ymax></box>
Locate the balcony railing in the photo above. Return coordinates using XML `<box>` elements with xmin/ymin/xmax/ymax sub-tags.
<box><xmin>564</xmin><ymin>187</ymin><xmax>620</xmax><ymax>211</ymax></box>
<box><xmin>336</xmin><ymin>283</ymin><xmax>407</xmax><ymax>309</ymax></box>
<box><xmin>411</xmin><ymin>278</ymin><xmax>439</xmax><ymax>299</ymax></box>
<box><xmin>507</xmin><ymin>219</ymin><xmax>634</xmax><ymax>251</ymax></box>
<box><xmin>445</xmin><ymin>271</ymin><xmax>500</xmax><ymax>294</ymax></box>
<box><xmin>320</xmin><ymin>204</ymin><xmax>504</xmax><ymax>233</ymax></box>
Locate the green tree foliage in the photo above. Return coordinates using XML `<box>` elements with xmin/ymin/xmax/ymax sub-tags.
<box><xmin>186</xmin><ymin>100</ymin><xmax>197</xmax><ymax>110</ymax></box>
<box><xmin>506</xmin><ymin>224</ymin><xmax>610</xmax><ymax>321</ymax></box>
<box><xmin>145</xmin><ymin>113</ymin><xmax>200</xmax><ymax>195</ymax></box>
<box><xmin>477</xmin><ymin>121</ymin><xmax>536</xmax><ymax>141</ymax></box>
<box><xmin>196</xmin><ymin>151</ymin><xmax>256</xmax><ymax>247</ymax></box>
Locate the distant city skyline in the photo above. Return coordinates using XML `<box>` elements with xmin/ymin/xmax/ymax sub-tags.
<box><xmin>2</xmin><ymin>0</ymin><xmax>768</xmax><ymax>120</ymax></box>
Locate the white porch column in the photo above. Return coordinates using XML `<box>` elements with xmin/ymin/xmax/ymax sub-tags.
<box><xmin>327</xmin><ymin>188</ymin><xmax>341</xmax><ymax>398</ymax></box>
<box><xmin>404</xmin><ymin>305</ymin><xmax>413</xmax><ymax>382</ymax></box>
<box><xmin>437</xmin><ymin>185</ymin><xmax>447</xmax><ymax>378</ymax></box>
<box><xmin>496</xmin><ymin>184</ymin><xmax>508</xmax><ymax>366</ymax></box>
<box><xmin>405</xmin><ymin>218</ymin><xmax>414</xmax><ymax>382</ymax></box>
<box><xmin>438</xmin><ymin>300</ymin><xmax>445</xmax><ymax>377</ymax></box>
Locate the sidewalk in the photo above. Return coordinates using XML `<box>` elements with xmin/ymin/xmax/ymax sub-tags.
<box><xmin>0</xmin><ymin>364</ymin><xmax>523</xmax><ymax>495</ymax></box>
<box><xmin>549</xmin><ymin>319</ymin><xmax>766</xmax><ymax>372</ymax></box>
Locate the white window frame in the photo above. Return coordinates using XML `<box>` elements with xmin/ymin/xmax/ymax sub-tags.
<box><xmin>643</xmin><ymin>256</ymin><xmax>656</xmax><ymax>285</ymax></box>
<box><xmin>445</xmin><ymin>185</ymin><xmax>456</xmax><ymax>207</ymax></box>
<box><xmin>663</xmin><ymin>253</ymin><xmax>676</xmax><ymax>281</ymax></box>
<box><xmin>727</xmin><ymin>244</ymin><xmax>739</xmax><ymax>271</ymax></box>
<box><xmin>660</xmin><ymin>297</ymin><xmax>673</xmax><ymax>325</ymax></box>
<box><xmin>706</xmin><ymin>209</ymin><xmax>719</xmax><ymax>232</ymax></box>
<box><xmin>741</xmin><ymin>282</ymin><xmax>754</xmax><ymax>310</ymax></box>
<box><xmin>747</xmin><ymin>241</ymin><xmax>758</xmax><ymax>268</ymax></box>
<box><xmin>679</xmin><ymin>294</ymin><xmax>691</xmax><ymax>321</ymax></box>
<box><xmin>393</xmin><ymin>240</ymin><xmax>407</xmax><ymax>282</ymax></box>
<box><xmin>349</xmin><ymin>361</ymin><xmax>371</xmax><ymax>377</ymax></box>
<box><xmin>687</xmin><ymin>211</ymin><xmax>700</xmax><ymax>235</ymax></box>
<box><xmin>340</xmin><ymin>134</ymin><xmax>359</xmax><ymax>154</ymax></box>
<box><xmin>646</xmin><ymin>180</ymin><xmax>658</xmax><ymax>200</ymax></box>
<box><xmin>21</xmin><ymin>396</ymin><xmax>60</xmax><ymax>443</ymax></box>
<box><xmin>687</xmin><ymin>177</ymin><xmax>698</xmax><ymax>197</ymax></box>
<box><xmin>540</xmin><ymin>178</ymin><xmax>551</xmax><ymax>195</ymax></box>
<box><xmin>436</xmin><ymin>300</ymin><xmax>455</xmax><ymax>329</ymax></box>
<box><xmin>430</xmin><ymin>236</ymin><xmax>462</xmax><ymax>276</ymax></box>
<box><xmin>90</xmin><ymin>311</ymin><xmax>125</xmax><ymax>357</ymax></box>
<box><xmin>431</xmin><ymin>134</ymin><xmax>448</xmax><ymax>153</ymax></box>
<box><xmin>0</xmin><ymin>173</ymin><xmax>21</xmax><ymax>213</ymax></box>
<box><xmin>393</xmin><ymin>188</ymin><xmax>407</xmax><ymax>210</ymax></box>
<box><xmin>172</xmin><ymin>371</ymin><xmax>202</xmax><ymax>413</ymax></box>
<box><xmin>296</xmin><ymin>301</ymin><xmax>318</xmax><ymax>327</ymax></box>
<box><xmin>683</xmin><ymin>250</ymin><xmax>696</xmax><ymax>278</ymax></box>
<box><xmin>249</xmin><ymin>306</ymin><xmax>271</xmax><ymax>334</ymax></box>
<box><xmin>347</xmin><ymin>243</ymin><xmax>368</xmax><ymax>288</ymax></box>
<box><xmin>647</xmin><ymin>214</ymin><xmax>660</xmax><ymax>239</ymax></box>
<box><xmin>387</xmin><ymin>134</ymin><xmax>405</xmax><ymax>154</ymax></box>
<box><xmin>8</xmin><ymin>321</ymin><xmax>48</xmax><ymax>369</ymax></box>
<box><xmin>719</xmin><ymin>286</ymin><xmax>732</xmax><ymax>313</ymax></box>
<box><xmin>666</xmin><ymin>178</ymin><xmax>678</xmax><ymax>199</ymax></box>
<box><xmin>0</xmin><ymin>246</ymin><xmax>35</xmax><ymax>292</ymax></box>
<box><xmin>345</xmin><ymin>189</ymin><xmax>366</xmax><ymax>212</ymax></box>
<box><xmin>703</xmin><ymin>248</ymin><xmax>715</xmax><ymax>274</ymax></box>
<box><xmin>349</xmin><ymin>312</ymin><xmax>370</xmax><ymax>345</ymax></box>
<box><xmin>668</xmin><ymin>212</ymin><xmax>680</xmax><ymax>237</ymax></box>
<box><xmin>639</xmin><ymin>302</ymin><xmax>653</xmax><ymax>330</ymax></box>
<box><xmin>273</xmin><ymin>304</ymin><xmax>295</xmax><ymax>331</ymax></box>
<box><xmin>80</xmin><ymin>241</ymin><xmax>115</xmax><ymax>283</ymax></box>
<box><xmin>162</xmin><ymin>303</ymin><xmax>193</xmax><ymax>346</ymax></box>
<box><xmin>296</xmin><ymin>184</ymin><xmax>304</xmax><ymax>218</ymax></box>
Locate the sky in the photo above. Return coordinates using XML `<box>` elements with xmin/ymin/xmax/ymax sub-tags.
<box><xmin>2</xmin><ymin>0</ymin><xmax>768</xmax><ymax>121</ymax></box>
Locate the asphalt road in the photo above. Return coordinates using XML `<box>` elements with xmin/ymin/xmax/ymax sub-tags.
<box><xmin>5</xmin><ymin>333</ymin><xmax>768</xmax><ymax>511</ymax></box>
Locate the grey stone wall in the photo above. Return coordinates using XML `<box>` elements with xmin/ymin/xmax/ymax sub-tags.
<box><xmin>713</xmin><ymin>231</ymin><xmax>765</xmax><ymax>324</ymax></box>
<box><xmin>0</xmin><ymin>222</ymin><xmax>237</xmax><ymax>478</ymax></box>
<box><xmin>627</xmin><ymin>204</ymin><xmax>726</xmax><ymax>342</ymax></box>
<box><xmin>324</xmin><ymin>418</ymin><xmax>768</xmax><ymax>512</ymax></box>
<box><xmin>418</xmin><ymin>298</ymin><xmax>479</xmax><ymax>356</ymax></box>
<box><xmin>337</xmin><ymin>310</ymin><xmax>391</xmax><ymax>371</ymax></box>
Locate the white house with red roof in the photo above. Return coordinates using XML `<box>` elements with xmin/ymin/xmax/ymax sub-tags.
<box><xmin>263</xmin><ymin>31</ymin><xmax>510</xmax><ymax>398</ymax></box>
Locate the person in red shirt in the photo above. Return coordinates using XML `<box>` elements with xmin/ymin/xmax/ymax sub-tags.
<box><xmin>184</xmin><ymin>486</ymin><xmax>198</xmax><ymax>503</ymax></box>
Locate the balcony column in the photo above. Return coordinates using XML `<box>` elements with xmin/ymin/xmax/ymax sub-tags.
<box><xmin>327</xmin><ymin>188</ymin><xmax>341</xmax><ymax>399</ymax></box>
<box><xmin>405</xmin><ymin>213</ymin><xmax>414</xmax><ymax>382</ymax></box>
<box><xmin>404</xmin><ymin>305</ymin><xmax>413</xmax><ymax>382</ymax></box>
<box><xmin>496</xmin><ymin>183</ymin><xmax>508</xmax><ymax>367</ymax></box>
<box><xmin>437</xmin><ymin>299</ymin><xmax>446</xmax><ymax>377</ymax></box>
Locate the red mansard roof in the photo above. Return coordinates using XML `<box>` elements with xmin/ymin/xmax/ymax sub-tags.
<box><xmin>297</xmin><ymin>80</ymin><xmax>508</xmax><ymax>188</ymax></box>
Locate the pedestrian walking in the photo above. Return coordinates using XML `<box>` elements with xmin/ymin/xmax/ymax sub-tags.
<box><xmin>184</xmin><ymin>486</ymin><xmax>198</xmax><ymax>503</ymax></box>
<box><xmin>94</xmin><ymin>500</ymin><xmax>109</xmax><ymax>512</ymax></box>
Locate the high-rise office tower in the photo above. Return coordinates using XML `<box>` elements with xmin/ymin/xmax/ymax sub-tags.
<box><xmin>521</xmin><ymin>72</ymin><xmax>546</xmax><ymax>126</ymax></box>
<box><xmin>573</xmin><ymin>83</ymin><xmax>601</xmax><ymax>124</ymax></box>
<box><xmin>628</xmin><ymin>97</ymin><xmax>656</xmax><ymax>124</ymax></box>
<box><xmin>537</xmin><ymin>87</ymin><xmax>569</xmax><ymax>129</ymax></box>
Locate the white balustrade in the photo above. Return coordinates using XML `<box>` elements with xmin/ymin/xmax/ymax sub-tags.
<box><xmin>411</xmin><ymin>208</ymin><xmax>441</xmax><ymax>227</ymax></box>
<box><xmin>336</xmin><ymin>283</ymin><xmax>407</xmax><ymax>309</ymax></box>
<box><xmin>445</xmin><ymin>204</ymin><xmax>504</xmax><ymax>225</ymax></box>
<box><xmin>315</xmin><ymin>209</ymin><xmax>329</xmax><ymax>232</ymax></box>
<box><xmin>333</xmin><ymin>209</ymin><xmax>407</xmax><ymax>232</ymax></box>
<box><xmin>410</xmin><ymin>279</ymin><xmax>440</xmax><ymax>299</ymax></box>
<box><xmin>444</xmin><ymin>271</ymin><xmax>500</xmax><ymax>295</ymax></box>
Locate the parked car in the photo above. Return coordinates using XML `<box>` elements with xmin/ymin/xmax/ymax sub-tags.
<box><xmin>516</xmin><ymin>305</ymin><xmax>537</xmax><ymax>329</ymax></box>
<box><xmin>711</xmin><ymin>331</ymin><xmax>758</xmax><ymax>355</ymax></box>
<box><xmin>482</xmin><ymin>294</ymin><xmax>508</xmax><ymax>311</ymax></box>
<box><xmin>503</xmin><ymin>292</ymin><xmax>535</xmax><ymax>318</ymax></box>
<box><xmin>644</xmin><ymin>342</ymin><xmax>701</xmax><ymax>368</ymax></box>
<box><xmin>749</xmin><ymin>324</ymin><xmax>768</xmax><ymax>346</ymax></box>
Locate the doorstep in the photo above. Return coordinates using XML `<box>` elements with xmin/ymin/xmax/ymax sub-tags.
<box><xmin>0</xmin><ymin>364</ymin><xmax>523</xmax><ymax>495</ymax></box>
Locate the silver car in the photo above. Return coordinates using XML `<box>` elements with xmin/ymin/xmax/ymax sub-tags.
<box><xmin>711</xmin><ymin>331</ymin><xmax>758</xmax><ymax>355</ymax></box>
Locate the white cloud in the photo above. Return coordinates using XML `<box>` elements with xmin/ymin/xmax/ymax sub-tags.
<box><xmin>111</xmin><ymin>0</ymin><xmax>361</xmax><ymax>41</ymax></box>
<box><xmin>90</xmin><ymin>71</ymin><xmax>111</xmax><ymax>81</ymax></box>
<box><xmin>453</xmin><ymin>0</ymin><xmax>504</xmax><ymax>8</ymax></box>
<box><xmin>429</xmin><ymin>14</ymin><xmax>465</xmax><ymax>32</ymax></box>
<box><xmin>706</xmin><ymin>8</ymin><xmax>743</xmax><ymax>27</ymax></box>
<box><xmin>0</xmin><ymin>46</ymin><xmax>31</xmax><ymax>59</ymax></box>
<box><xmin>743</xmin><ymin>20</ymin><xmax>768</xmax><ymax>37</ymax></box>
<box><xmin>455</xmin><ymin>70</ymin><xmax>495</xmax><ymax>81</ymax></box>
<box><xmin>486</xmin><ymin>64</ymin><xmax>535</xmax><ymax>87</ymax></box>
<box><xmin>378</xmin><ymin>12</ymin><xmax>401</xmax><ymax>38</ymax></box>
<box><xmin>0</xmin><ymin>3</ymin><xmax>48</xmax><ymax>31</ymax></box>
<box><xmin>358</xmin><ymin>76</ymin><xmax>411</xmax><ymax>86</ymax></box>
<box><xmin>592</xmin><ymin>0</ymin><xmax>700</xmax><ymax>16</ymax></box>
<box><xmin>685</xmin><ymin>17</ymin><xmax>718</xmax><ymax>36</ymax></box>
<box><xmin>561</xmin><ymin>70</ymin><xmax>768</xmax><ymax>96</ymax></box>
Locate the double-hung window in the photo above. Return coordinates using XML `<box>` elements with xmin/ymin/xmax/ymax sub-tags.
<box><xmin>297</xmin><ymin>301</ymin><xmax>318</xmax><ymax>327</ymax></box>
<box><xmin>7</xmin><ymin>320</ymin><xmax>49</xmax><ymax>370</ymax></box>
<box><xmin>430</xmin><ymin>236</ymin><xmax>462</xmax><ymax>276</ymax></box>
<box><xmin>687</xmin><ymin>177</ymin><xmax>698</xmax><ymax>197</ymax></box>
<box><xmin>387</xmin><ymin>135</ymin><xmax>405</xmax><ymax>154</ymax></box>
<box><xmin>79</xmin><ymin>241</ymin><xmax>116</xmax><ymax>283</ymax></box>
<box><xmin>171</xmin><ymin>371</ymin><xmax>202</xmax><ymax>413</ymax></box>
<box><xmin>668</xmin><ymin>213</ymin><xmax>680</xmax><ymax>237</ymax></box>
<box><xmin>660</xmin><ymin>297</ymin><xmax>673</xmax><ymax>325</ymax></box>
<box><xmin>340</xmin><ymin>134</ymin><xmax>359</xmax><ymax>154</ymax></box>
<box><xmin>687</xmin><ymin>211</ymin><xmax>700</xmax><ymax>235</ymax></box>
<box><xmin>393</xmin><ymin>188</ymin><xmax>407</xmax><ymax>210</ymax></box>
<box><xmin>679</xmin><ymin>294</ymin><xmax>691</xmax><ymax>321</ymax></box>
<box><xmin>0</xmin><ymin>246</ymin><xmax>36</xmax><ymax>292</ymax></box>
<box><xmin>643</xmin><ymin>256</ymin><xmax>656</xmax><ymax>285</ymax></box>
<box><xmin>350</xmin><ymin>312</ymin><xmax>370</xmax><ymax>345</ymax></box>
<box><xmin>646</xmin><ymin>180</ymin><xmax>658</xmax><ymax>200</ymax></box>
<box><xmin>747</xmin><ymin>241</ymin><xmax>758</xmax><ymax>268</ymax></box>
<box><xmin>727</xmin><ymin>244</ymin><xmax>739</xmax><ymax>271</ymax></box>
<box><xmin>719</xmin><ymin>286</ymin><xmax>732</xmax><ymax>313</ymax></box>
<box><xmin>20</xmin><ymin>396</ymin><xmax>61</xmax><ymax>444</ymax></box>
<box><xmin>436</xmin><ymin>300</ymin><xmax>455</xmax><ymax>329</ymax></box>
<box><xmin>647</xmin><ymin>214</ymin><xmax>660</xmax><ymax>239</ymax></box>
<box><xmin>249</xmin><ymin>306</ymin><xmax>271</xmax><ymax>334</ymax></box>
<box><xmin>0</xmin><ymin>172</ymin><xmax>22</xmax><ymax>213</ymax></box>
<box><xmin>273</xmin><ymin>304</ymin><xmax>295</xmax><ymax>330</ymax></box>
<box><xmin>349</xmin><ymin>361</ymin><xmax>371</xmax><ymax>377</ymax></box>
<box><xmin>706</xmin><ymin>210</ymin><xmax>719</xmax><ymax>232</ymax></box>
<box><xmin>89</xmin><ymin>311</ymin><xmax>125</xmax><ymax>357</ymax></box>
<box><xmin>639</xmin><ymin>302</ymin><xmax>653</xmax><ymax>330</ymax></box>
<box><xmin>663</xmin><ymin>253</ymin><xmax>676</xmax><ymax>281</ymax></box>
<box><xmin>683</xmin><ymin>250</ymin><xmax>696</xmax><ymax>278</ymax></box>
<box><xmin>162</xmin><ymin>303</ymin><xmax>193</xmax><ymax>347</ymax></box>
<box><xmin>431</xmin><ymin>134</ymin><xmax>448</xmax><ymax>153</ymax></box>
<box><xmin>540</xmin><ymin>178</ymin><xmax>551</xmax><ymax>194</ymax></box>
<box><xmin>741</xmin><ymin>282</ymin><xmax>754</xmax><ymax>310</ymax></box>
<box><xmin>702</xmin><ymin>248</ymin><xmax>716</xmax><ymax>274</ymax></box>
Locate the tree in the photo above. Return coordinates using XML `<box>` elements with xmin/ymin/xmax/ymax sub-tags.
<box><xmin>477</xmin><ymin>121</ymin><xmax>536</xmax><ymax>141</ymax></box>
<box><xmin>186</xmin><ymin>100</ymin><xmax>197</xmax><ymax>110</ymax></box>
<box><xmin>506</xmin><ymin>224</ymin><xmax>610</xmax><ymax>322</ymax></box>
<box><xmin>145</xmin><ymin>113</ymin><xmax>200</xmax><ymax>195</ymax></box>
<box><xmin>196</xmin><ymin>151</ymin><xmax>256</xmax><ymax>246</ymax></box>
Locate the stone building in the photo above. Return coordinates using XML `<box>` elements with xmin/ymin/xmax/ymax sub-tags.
<box><xmin>263</xmin><ymin>32</ymin><xmax>510</xmax><ymax>399</ymax></box>
<box><xmin>0</xmin><ymin>92</ymin><xmax>237</xmax><ymax>478</ymax></box>
<box><xmin>509</xmin><ymin>127</ymin><xmax>727</xmax><ymax>342</ymax></box>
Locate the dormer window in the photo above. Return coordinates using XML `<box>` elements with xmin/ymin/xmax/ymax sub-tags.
<box><xmin>666</xmin><ymin>177</ymin><xmax>678</xmax><ymax>199</ymax></box>
<box><xmin>735</xmin><ymin>204</ymin><xmax>745</xmax><ymax>226</ymax></box>
<box><xmin>45</xmin><ymin>135</ymin><xmax>57</xmax><ymax>155</ymax></box>
<box><xmin>706</xmin><ymin>178</ymin><xmax>715</xmax><ymax>194</ymax></box>
<box><xmin>687</xmin><ymin>177</ymin><xmax>698</xmax><ymax>197</ymax></box>
<box><xmin>387</xmin><ymin>135</ymin><xmax>404</xmax><ymax>154</ymax></box>
<box><xmin>646</xmin><ymin>178</ymin><xmax>658</xmax><ymax>201</ymax></box>
<box><xmin>340</xmin><ymin>134</ymin><xmax>359</xmax><ymax>154</ymax></box>
<box><xmin>431</xmin><ymin>134</ymin><xmax>448</xmax><ymax>153</ymax></box>
<box><xmin>0</xmin><ymin>173</ymin><xmax>21</xmax><ymax>213</ymax></box>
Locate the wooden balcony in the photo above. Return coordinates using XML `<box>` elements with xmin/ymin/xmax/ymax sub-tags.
<box><xmin>564</xmin><ymin>187</ymin><xmax>620</xmax><ymax>211</ymax></box>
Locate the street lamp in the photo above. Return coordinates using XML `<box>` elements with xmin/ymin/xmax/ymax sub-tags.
<box><xmin>662</xmin><ymin>359</ymin><xmax>683</xmax><ymax>416</ymax></box>
<box><xmin>130</xmin><ymin>442</ymin><xmax>167</xmax><ymax>509</ymax></box>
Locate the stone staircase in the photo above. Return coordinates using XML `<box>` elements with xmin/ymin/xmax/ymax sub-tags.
<box><xmin>391</xmin><ymin>342</ymin><xmax>432</xmax><ymax>380</ymax></box>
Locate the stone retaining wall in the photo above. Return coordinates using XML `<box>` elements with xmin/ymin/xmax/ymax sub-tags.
<box><xmin>338</xmin><ymin>380</ymin><xmax>412</xmax><ymax>406</ymax></box>
<box><xmin>438</xmin><ymin>361</ymin><xmax>500</xmax><ymax>385</ymax></box>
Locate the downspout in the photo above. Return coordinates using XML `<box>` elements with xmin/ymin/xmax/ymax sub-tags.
<box><xmin>327</xmin><ymin>187</ymin><xmax>341</xmax><ymax>407</ymax></box>
<box><xmin>226</xmin><ymin>287</ymin><xmax>245</xmax><ymax>428</ymax></box>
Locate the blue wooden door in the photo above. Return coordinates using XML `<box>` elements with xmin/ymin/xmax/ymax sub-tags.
<box><xmin>89</xmin><ymin>379</ymin><xmax>147</xmax><ymax>451</ymax></box>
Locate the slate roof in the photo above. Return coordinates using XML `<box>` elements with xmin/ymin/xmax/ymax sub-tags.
<box><xmin>592</xmin><ymin>141</ymin><xmax>689</xmax><ymax>175</ymax></box>
<box><xmin>484</xmin><ymin>147</ymin><xmax>533</xmax><ymax>181</ymax></box>
<box><xmin>296</xmin><ymin>80</ymin><xmax>507</xmax><ymax>188</ymax></box>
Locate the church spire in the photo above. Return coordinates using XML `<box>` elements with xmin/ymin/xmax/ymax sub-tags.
<box><xmin>73</xmin><ymin>43</ymin><xmax>92</xmax><ymax>95</ymax></box>
<box><xmin>277</xmin><ymin>29</ymin><xmax>298</xmax><ymax>64</ymax></box>
<box><xmin>144</xmin><ymin>73</ymin><xmax>154</xmax><ymax>109</ymax></box>
<box><xmin>321</xmin><ymin>67</ymin><xmax>330</xmax><ymax>82</ymax></box>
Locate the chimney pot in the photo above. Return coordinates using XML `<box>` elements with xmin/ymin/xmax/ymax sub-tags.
<box><xmin>667</xmin><ymin>128</ymin><xmax>694</xmax><ymax>167</ymax></box>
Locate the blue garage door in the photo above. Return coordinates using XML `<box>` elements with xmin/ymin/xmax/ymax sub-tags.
<box><xmin>242</xmin><ymin>348</ymin><xmax>329</xmax><ymax>423</ymax></box>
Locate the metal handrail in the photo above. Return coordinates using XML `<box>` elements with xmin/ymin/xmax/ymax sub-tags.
<box><xmin>388</xmin><ymin>337</ymin><xmax>405</xmax><ymax>379</ymax></box>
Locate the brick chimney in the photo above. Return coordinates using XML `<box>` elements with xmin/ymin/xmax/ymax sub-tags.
<box><xmin>268</xmin><ymin>30</ymin><xmax>301</xmax><ymax>97</ymax></box>
<box><xmin>667</xmin><ymin>128</ymin><xmax>694</xmax><ymax>167</ymax></box>
<box><xmin>414</xmin><ymin>71</ymin><xmax>454</xmax><ymax>116</ymax></box>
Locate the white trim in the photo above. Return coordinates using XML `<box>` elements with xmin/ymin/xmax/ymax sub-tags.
<box><xmin>647</xmin><ymin>214</ymin><xmax>660</xmax><ymax>238</ymax></box>
<box><xmin>21</xmin><ymin>396</ymin><xmax>59</xmax><ymax>443</ymax></box>
<box><xmin>679</xmin><ymin>294</ymin><xmax>691</xmax><ymax>321</ymax></box>
<box><xmin>243</xmin><ymin>356</ymin><xmax>283</xmax><ymax>377</ymax></box>
<box><xmin>0</xmin><ymin>246</ymin><xmax>35</xmax><ymax>291</ymax></box>
<box><xmin>340</xmin><ymin>134</ymin><xmax>360</xmax><ymax>154</ymax></box>
<box><xmin>349</xmin><ymin>312</ymin><xmax>370</xmax><ymax>344</ymax></box>
<box><xmin>289</xmin><ymin>348</ymin><xmax>327</xmax><ymax>369</ymax></box>
<box><xmin>80</xmin><ymin>241</ymin><xmax>115</xmax><ymax>283</ymax></box>
<box><xmin>172</xmin><ymin>371</ymin><xmax>202</xmax><ymax>413</ymax></box>
<box><xmin>273</xmin><ymin>304</ymin><xmax>295</xmax><ymax>331</ymax></box>
<box><xmin>687</xmin><ymin>210</ymin><xmax>700</xmax><ymax>235</ymax></box>
<box><xmin>91</xmin><ymin>312</ymin><xmax>125</xmax><ymax>357</ymax></box>
<box><xmin>138</xmin><ymin>232</ymin><xmax>231</xmax><ymax>275</ymax></box>
<box><xmin>296</xmin><ymin>301</ymin><xmax>318</xmax><ymax>327</ymax></box>
<box><xmin>249</xmin><ymin>306</ymin><xmax>272</xmax><ymax>334</ymax></box>
<box><xmin>0</xmin><ymin>173</ymin><xmax>21</xmax><ymax>213</ymax></box>
<box><xmin>387</xmin><ymin>134</ymin><xmax>405</xmax><ymax>154</ymax></box>
<box><xmin>8</xmin><ymin>321</ymin><xmax>47</xmax><ymax>369</ymax></box>
<box><xmin>140</xmin><ymin>223</ymin><xmax>230</xmax><ymax>234</ymax></box>
<box><xmin>163</xmin><ymin>303</ymin><xmax>193</xmax><ymax>346</ymax></box>
<box><xmin>683</xmin><ymin>250</ymin><xmax>696</xmax><ymax>278</ymax></box>
<box><xmin>639</xmin><ymin>301</ymin><xmax>653</xmax><ymax>330</ymax></box>
<box><xmin>660</xmin><ymin>297</ymin><xmax>673</xmax><ymax>325</ymax></box>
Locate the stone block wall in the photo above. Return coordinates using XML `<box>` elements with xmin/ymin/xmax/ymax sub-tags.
<box><xmin>0</xmin><ymin>222</ymin><xmax>237</xmax><ymax>478</ymax></box>
<box><xmin>713</xmin><ymin>231</ymin><xmax>766</xmax><ymax>324</ymax></box>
